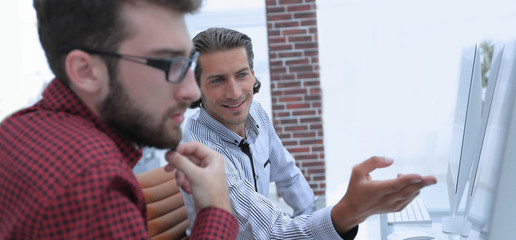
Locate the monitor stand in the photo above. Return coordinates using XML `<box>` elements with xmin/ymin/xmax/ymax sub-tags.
<box><xmin>442</xmin><ymin>216</ymin><xmax>472</xmax><ymax>236</ymax></box>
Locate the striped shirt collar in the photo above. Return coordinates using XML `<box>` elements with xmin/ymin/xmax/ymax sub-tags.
<box><xmin>197</xmin><ymin>103</ymin><xmax>260</xmax><ymax>146</ymax></box>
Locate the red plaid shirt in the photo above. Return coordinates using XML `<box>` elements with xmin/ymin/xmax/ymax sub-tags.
<box><xmin>0</xmin><ymin>79</ymin><xmax>238</xmax><ymax>239</ymax></box>
<box><xmin>191</xmin><ymin>207</ymin><xmax>239</xmax><ymax>240</ymax></box>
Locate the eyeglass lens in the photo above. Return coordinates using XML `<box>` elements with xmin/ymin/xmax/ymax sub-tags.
<box><xmin>168</xmin><ymin>60</ymin><xmax>189</xmax><ymax>83</ymax></box>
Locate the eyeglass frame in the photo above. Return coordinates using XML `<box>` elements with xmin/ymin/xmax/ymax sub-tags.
<box><xmin>58</xmin><ymin>45</ymin><xmax>198</xmax><ymax>84</ymax></box>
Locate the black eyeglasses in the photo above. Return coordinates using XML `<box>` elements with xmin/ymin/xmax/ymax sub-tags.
<box><xmin>58</xmin><ymin>45</ymin><xmax>198</xmax><ymax>84</ymax></box>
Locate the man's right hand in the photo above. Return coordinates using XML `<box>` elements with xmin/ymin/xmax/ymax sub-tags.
<box><xmin>164</xmin><ymin>141</ymin><xmax>231</xmax><ymax>213</ymax></box>
<box><xmin>330</xmin><ymin>156</ymin><xmax>437</xmax><ymax>235</ymax></box>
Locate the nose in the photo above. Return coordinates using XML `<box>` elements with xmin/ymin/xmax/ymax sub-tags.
<box><xmin>225</xmin><ymin>78</ymin><xmax>241</xmax><ymax>99</ymax></box>
<box><xmin>175</xmin><ymin>69</ymin><xmax>200</xmax><ymax>102</ymax></box>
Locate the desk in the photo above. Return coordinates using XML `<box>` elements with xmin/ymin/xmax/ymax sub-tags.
<box><xmin>380</xmin><ymin>212</ymin><xmax>487</xmax><ymax>240</ymax></box>
<box><xmin>379</xmin><ymin>183</ymin><xmax>490</xmax><ymax>240</ymax></box>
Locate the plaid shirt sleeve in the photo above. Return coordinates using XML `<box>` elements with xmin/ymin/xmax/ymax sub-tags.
<box><xmin>189</xmin><ymin>207</ymin><xmax>238</xmax><ymax>240</ymax></box>
<box><xmin>37</xmin><ymin>163</ymin><xmax>148</xmax><ymax>239</ymax></box>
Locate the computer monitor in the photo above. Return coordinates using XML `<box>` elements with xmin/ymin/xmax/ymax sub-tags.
<box><xmin>442</xmin><ymin>43</ymin><xmax>483</xmax><ymax>235</ymax></box>
<box><xmin>462</xmin><ymin>43</ymin><xmax>504</xmax><ymax>237</ymax></box>
<box><xmin>488</xmin><ymin>94</ymin><xmax>516</xmax><ymax>239</ymax></box>
<box><xmin>479</xmin><ymin>40</ymin><xmax>516</xmax><ymax>239</ymax></box>
<box><xmin>444</xmin><ymin>40</ymin><xmax>516</xmax><ymax>238</ymax></box>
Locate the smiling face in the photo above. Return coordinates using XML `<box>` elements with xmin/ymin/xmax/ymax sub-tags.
<box><xmin>198</xmin><ymin>47</ymin><xmax>256</xmax><ymax>137</ymax></box>
<box><xmin>98</xmin><ymin>3</ymin><xmax>200</xmax><ymax>149</ymax></box>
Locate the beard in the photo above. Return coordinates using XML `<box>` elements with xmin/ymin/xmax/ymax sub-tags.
<box><xmin>98</xmin><ymin>76</ymin><xmax>186</xmax><ymax>150</ymax></box>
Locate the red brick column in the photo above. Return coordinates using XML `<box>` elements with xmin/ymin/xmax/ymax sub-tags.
<box><xmin>265</xmin><ymin>0</ymin><xmax>325</xmax><ymax>196</ymax></box>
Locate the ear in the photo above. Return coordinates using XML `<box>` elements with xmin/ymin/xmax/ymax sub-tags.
<box><xmin>64</xmin><ymin>50</ymin><xmax>107</xmax><ymax>94</ymax></box>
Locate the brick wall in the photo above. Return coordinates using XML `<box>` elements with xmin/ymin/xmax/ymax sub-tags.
<box><xmin>265</xmin><ymin>0</ymin><xmax>325</xmax><ymax>196</ymax></box>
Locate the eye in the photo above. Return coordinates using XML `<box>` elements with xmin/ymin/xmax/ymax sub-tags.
<box><xmin>209</xmin><ymin>77</ymin><xmax>223</xmax><ymax>84</ymax></box>
<box><xmin>237</xmin><ymin>72</ymin><xmax>248</xmax><ymax>78</ymax></box>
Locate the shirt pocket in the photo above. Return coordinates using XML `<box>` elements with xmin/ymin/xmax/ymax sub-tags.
<box><xmin>259</xmin><ymin>158</ymin><xmax>271</xmax><ymax>183</ymax></box>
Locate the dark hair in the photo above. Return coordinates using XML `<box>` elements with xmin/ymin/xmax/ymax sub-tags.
<box><xmin>34</xmin><ymin>0</ymin><xmax>202</xmax><ymax>85</ymax></box>
<box><xmin>190</xmin><ymin>27</ymin><xmax>261</xmax><ymax>108</ymax></box>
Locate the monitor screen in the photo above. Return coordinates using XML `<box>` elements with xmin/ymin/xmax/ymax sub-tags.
<box><xmin>472</xmin><ymin>41</ymin><xmax>516</xmax><ymax>238</ymax></box>
<box><xmin>466</xmin><ymin>42</ymin><xmax>504</xmax><ymax>234</ymax></box>
<box><xmin>445</xmin><ymin>43</ymin><xmax>482</xmax><ymax>222</ymax></box>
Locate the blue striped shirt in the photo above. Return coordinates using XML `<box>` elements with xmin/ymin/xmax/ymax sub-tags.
<box><xmin>181</xmin><ymin>101</ymin><xmax>342</xmax><ymax>239</ymax></box>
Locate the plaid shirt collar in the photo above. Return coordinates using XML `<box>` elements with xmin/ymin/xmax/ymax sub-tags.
<box><xmin>38</xmin><ymin>78</ymin><xmax>142</xmax><ymax>166</ymax></box>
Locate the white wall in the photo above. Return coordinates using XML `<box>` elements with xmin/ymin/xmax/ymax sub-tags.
<box><xmin>0</xmin><ymin>1</ymin><xmax>53</xmax><ymax>121</ymax></box>
<box><xmin>317</xmin><ymin>0</ymin><xmax>516</xmax><ymax>207</ymax></box>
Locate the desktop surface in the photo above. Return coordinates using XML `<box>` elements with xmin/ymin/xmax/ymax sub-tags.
<box><xmin>380</xmin><ymin>182</ymin><xmax>489</xmax><ymax>240</ymax></box>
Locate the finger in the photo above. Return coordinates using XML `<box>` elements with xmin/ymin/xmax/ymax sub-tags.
<box><xmin>176</xmin><ymin>142</ymin><xmax>214</xmax><ymax>165</ymax></box>
<box><xmin>378</xmin><ymin>184</ymin><xmax>421</xmax><ymax>212</ymax></box>
<box><xmin>396</xmin><ymin>184</ymin><xmax>421</xmax><ymax>201</ymax></box>
<box><xmin>370</xmin><ymin>175</ymin><xmax>424</xmax><ymax>194</ymax></box>
<box><xmin>390</xmin><ymin>197</ymin><xmax>416</xmax><ymax>213</ymax></box>
<box><xmin>422</xmin><ymin>175</ymin><xmax>437</xmax><ymax>186</ymax></box>
<box><xmin>175</xmin><ymin>170</ymin><xmax>185</xmax><ymax>187</ymax></box>
<box><xmin>164</xmin><ymin>164</ymin><xmax>175</xmax><ymax>172</ymax></box>
<box><xmin>175</xmin><ymin>170</ymin><xmax>192</xmax><ymax>194</ymax></box>
<box><xmin>355</xmin><ymin>156</ymin><xmax>394</xmax><ymax>175</ymax></box>
<box><xmin>165</xmin><ymin>149</ymin><xmax>201</xmax><ymax>167</ymax></box>
<box><xmin>164</xmin><ymin>151</ymin><xmax>176</xmax><ymax>172</ymax></box>
<box><xmin>385</xmin><ymin>174</ymin><xmax>436</xmax><ymax>191</ymax></box>
<box><xmin>183</xmin><ymin>181</ymin><xmax>192</xmax><ymax>194</ymax></box>
<box><xmin>169</xmin><ymin>152</ymin><xmax>200</xmax><ymax>178</ymax></box>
